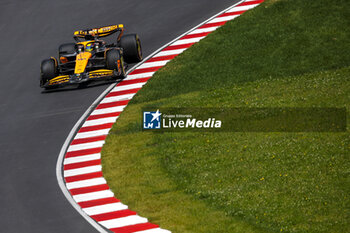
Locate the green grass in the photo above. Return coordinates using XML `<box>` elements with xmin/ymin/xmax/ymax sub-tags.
<box><xmin>132</xmin><ymin>0</ymin><xmax>350</xmax><ymax>104</ymax></box>
<box><xmin>102</xmin><ymin>0</ymin><xmax>350</xmax><ymax>232</ymax></box>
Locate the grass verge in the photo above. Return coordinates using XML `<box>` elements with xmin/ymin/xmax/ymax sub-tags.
<box><xmin>102</xmin><ymin>0</ymin><xmax>350</xmax><ymax>232</ymax></box>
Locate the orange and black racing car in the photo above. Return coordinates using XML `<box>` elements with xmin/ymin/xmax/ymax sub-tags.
<box><xmin>40</xmin><ymin>24</ymin><xmax>142</xmax><ymax>89</ymax></box>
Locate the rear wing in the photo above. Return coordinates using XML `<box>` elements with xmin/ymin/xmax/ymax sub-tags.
<box><xmin>74</xmin><ymin>24</ymin><xmax>124</xmax><ymax>41</ymax></box>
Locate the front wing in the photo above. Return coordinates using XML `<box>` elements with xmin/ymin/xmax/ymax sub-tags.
<box><xmin>43</xmin><ymin>69</ymin><xmax>117</xmax><ymax>88</ymax></box>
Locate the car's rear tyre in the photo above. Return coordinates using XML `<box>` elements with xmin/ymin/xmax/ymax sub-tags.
<box><xmin>120</xmin><ymin>34</ymin><xmax>142</xmax><ymax>63</ymax></box>
<box><xmin>58</xmin><ymin>43</ymin><xmax>76</xmax><ymax>59</ymax></box>
<box><xmin>106</xmin><ymin>49</ymin><xmax>126</xmax><ymax>79</ymax></box>
<box><xmin>40</xmin><ymin>58</ymin><xmax>58</xmax><ymax>87</ymax></box>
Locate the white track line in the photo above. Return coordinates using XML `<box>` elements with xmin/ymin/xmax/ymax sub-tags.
<box><xmin>209</xmin><ymin>15</ymin><xmax>240</xmax><ymax>23</ymax></box>
<box><xmin>227</xmin><ymin>4</ymin><xmax>259</xmax><ymax>12</ymax></box>
<box><xmin>136</xmin><ymin>229</ymin><xmax>172</xmax><ymax>233</ymax></box>
<box><xmin>101</xmin><ymin>94</ymin><xmax>135</xmax><ymax>103</ymax></box>
<box><xmin>110</xmin><ymin>82</ymin><xmax>146</xmax><ymax>92</ymax></box>
<box><xmin>74</xmin><ymin>129</ymin><xmax>110</xmax><ymax>139</ymax></box>
<box><xmin>90</xmin><ymin>105</ymin><xmax>127</xmax><ymax>116</ymax></box>
<box><xmin>188</xmin><ymin>26</ymin><xmax>219</xmax><ymax>34</ymax></box>
<box><xmin>83</xmin><ymin>202</ymin><xmax>129</xmax><ymax>216</ymax></box>
<box><xmin>64</xmin><ymin>153</ymin><xmax>101</xmax><ymax>165</ymax></box>
<box><xmin>67</xmin><ymin>141</ymin><xmax>105</xmax><ymax>152</ymax></box>
<box><xmin>137</xmin><ymin>60</ymin><xmax>170</xmax><ymax>69</ymax></box>
<box><xmin>99</xmin><ymin>215</ymin><xmax>148</xmax><ymax>229</ymax></box>
<box><xmin>64</xmin><ymin>165</ymin><xmax>102</xmax><ymax>177</ymax></box>
<box><xmin>66</xmin><ymin>177</ymin><xmax>107</xmax><ymax>189</ymax></box>
<box><xmin>125</xmin><ymin>72</ymin><xmax>155</xmax><ymax>80</ymax></box>
<box><xmin>154</xmin><ymin>48</ymin><xmax>187</xmax><ymax>57</ymax></box>
<box><xmin>81</xmin><ymin>116</ymin><xmax>119</xmax><ymax>127</ymax></box>
<box><xmin>73</xmin><ymin>190</ymin><xmax>114</xmax><ymax>203</ymax></box>
<box><xmin>171</xmin><ymin>37</ymin><xmax>206</xmax><ymax>46</ymax></box>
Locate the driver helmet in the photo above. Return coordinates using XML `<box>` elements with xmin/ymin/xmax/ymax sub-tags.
<box><xmin>85</xmin><ymin>43</ymin><xmax>94</xmax><ymax>52</ymax></box>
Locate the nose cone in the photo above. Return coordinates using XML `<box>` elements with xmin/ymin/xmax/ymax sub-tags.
<box><xmin>75</xmin><ymin>52</ymin><xmax>92</xmax><ymax>74</ymax></box>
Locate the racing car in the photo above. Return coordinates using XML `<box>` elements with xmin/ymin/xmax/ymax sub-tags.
<box><xmin>40</xmin><ymin>24</ymin><xmax>142</xmax><ymax>89</ymax></box>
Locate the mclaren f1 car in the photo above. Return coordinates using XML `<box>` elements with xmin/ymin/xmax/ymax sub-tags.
<box><xmin>40</xmin><ymin>24</ymin><xmax>142</xmax><ymax>89</ymax></box>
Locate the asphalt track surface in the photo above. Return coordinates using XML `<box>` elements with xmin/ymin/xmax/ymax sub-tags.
<box><xmin>0</xmin><ymin>0</ymin><xmax>239</xmax><ymax>232</ymax></box>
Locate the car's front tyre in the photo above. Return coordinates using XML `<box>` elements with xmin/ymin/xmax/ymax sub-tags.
<box><xmin>106</xmin><ymin>49</ymin><xmax>126</xmax><ymax>79</ymax></box>
<box><xmin>40</xmin><ymin>58</ymin><xmax>58</xmax><ymax>87</ymax></box>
